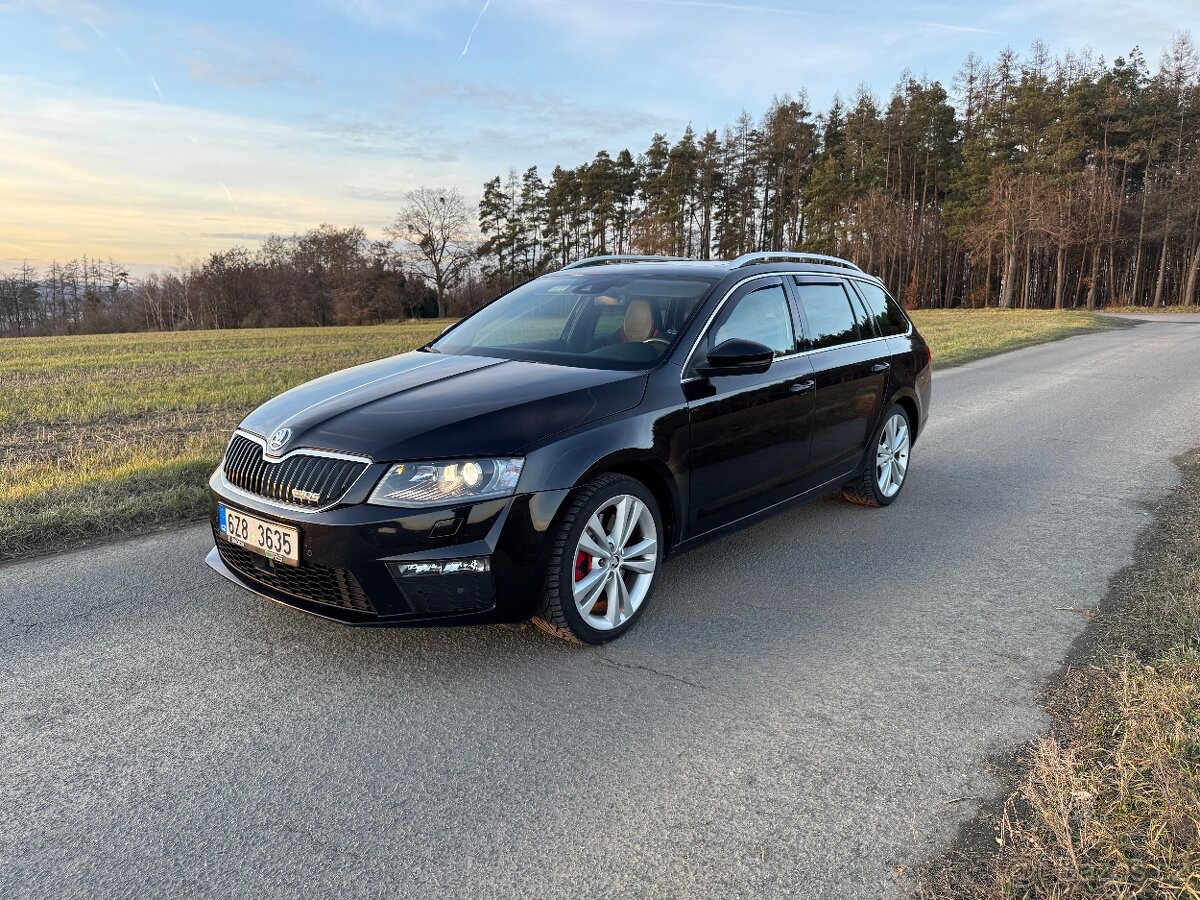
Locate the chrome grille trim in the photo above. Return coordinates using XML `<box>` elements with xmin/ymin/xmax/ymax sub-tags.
<box><xmin>220</xmin><ymin>430</ymin><xmax>372</xmax><ymax>513</ymax></box>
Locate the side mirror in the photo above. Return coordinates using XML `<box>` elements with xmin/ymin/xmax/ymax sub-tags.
<box><xmin>695</xmin><ymin>338</ymin><xmax>774</xmax><ymax>376</ymax></box>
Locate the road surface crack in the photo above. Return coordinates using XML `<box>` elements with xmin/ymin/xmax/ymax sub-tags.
<box><xmin>0</xmin><ymin>596</ymin><xmax>144</xmax><ymax>647</ymax></box>
<box><xmin>596</xmin><ymin>654</ymin><xmax>712</xmax><ymax>692</ymax></box>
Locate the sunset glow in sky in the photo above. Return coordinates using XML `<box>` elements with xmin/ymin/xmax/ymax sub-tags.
<box><xmin>0</xmin><ymin>0</ymin><xmax>1191</xmax><ymax>272</ymax></box>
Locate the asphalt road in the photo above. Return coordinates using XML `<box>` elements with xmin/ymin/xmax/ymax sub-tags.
<box><xmin>4</xmin><ymin>316</ymin><xmax>1200</xmax><ymax>899</ymax></box>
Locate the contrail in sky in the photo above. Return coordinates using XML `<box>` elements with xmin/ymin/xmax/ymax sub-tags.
<box><xmin>219</xmin><ymin>181</ymin><xmax>239</xmax><ymax>210</ymax></box>
<box><xmin>459</xmin><ymin>0</ymin><xmax>493</xmax><ymax>61</ymax></box>
<box><xmin>921</xmin><ymin>21</ymin><xmax>997</xmax><ymax>34</ymax></box>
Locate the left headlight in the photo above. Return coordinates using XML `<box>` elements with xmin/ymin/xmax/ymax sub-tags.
<box><xmin>368</xmin><ymin>458</ymin><xmax>525</xmax><ymax>508</ymax></box>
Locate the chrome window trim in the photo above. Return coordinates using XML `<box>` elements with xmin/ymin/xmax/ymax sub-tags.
<box><xmin>680</xmin><ymin>271</ymin><xmax>910</xmax><ymax>384</ymax></box>
<box><xmin>218</xmin><ymin>430</ymin><xmax>375</xmax><ymax>515</ymax></box>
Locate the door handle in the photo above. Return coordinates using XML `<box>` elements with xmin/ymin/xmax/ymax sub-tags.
<box><xmin>789</xmin><ymin>379</ymin><xmax>816</xmax><ymax>394</ymax></box>
<box><xmin>870</xmin><ymin>362</ymin><xmax>891</xmax><ymax>373</ymax></box>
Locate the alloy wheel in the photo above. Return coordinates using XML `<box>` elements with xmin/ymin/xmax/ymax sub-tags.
<box><xmin>571</xmin><ymin>494</ymin><xmax>658</xmax><ymax>631</ymax></box>
<box><xmin>875</xmin><ymin>412</ymin><xmax>910</xmax><ymax>498</ymax></box>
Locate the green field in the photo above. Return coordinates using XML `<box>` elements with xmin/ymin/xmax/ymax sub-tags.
<box><xmin>0</xmin><ymin>310</ymin><xmax>1108</xmax><ymax>561</ymax></box>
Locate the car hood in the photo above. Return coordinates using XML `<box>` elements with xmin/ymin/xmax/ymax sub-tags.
<box><xmin>239</xmin><ymin>351</ymin><xmax>648</xmax><ymax>461</ymax></box>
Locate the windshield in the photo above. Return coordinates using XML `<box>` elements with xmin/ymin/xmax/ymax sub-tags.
<box><xmin>430</xmin><ymin>272</ymin><xmax>719</xmax><ymax>370</ymax></box>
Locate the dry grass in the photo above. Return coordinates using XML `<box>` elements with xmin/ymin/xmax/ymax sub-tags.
<box><xmin>995</xmin><ymin>658</ymin><xmax>1200</xmax><ymax>899</ymax></box>
<box><xmin>1101</xmin><ymin>306</ymin><xmax>1200</xmax><ymax>315</ymax></box>
<box><xmin>0</xmin><ymin>310</ymin><xmax>1109</xmax><ymax>561</ymax></box>
<box><xmin>921</xmin><ymin>450</ymin><xmax>1200</xmax><ymax>900</ymax></box>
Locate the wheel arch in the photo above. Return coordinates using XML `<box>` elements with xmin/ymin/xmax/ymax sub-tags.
<box><xmin>578</xmin><ymin>453</ymin><xmax>682</xmax><ymax>555</ymax></box>
<box><xmin>888</xmin><ymin>388</ymin><xmax>922</xmax><ymax>443</ymax></box>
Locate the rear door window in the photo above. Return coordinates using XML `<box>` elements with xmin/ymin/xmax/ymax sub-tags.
<box><xmin>794</xmin><ymin>281</ymin><xmax>861</xmax><ymax>350</ymax></box>
<box><xmin>854</xmin><ymin>282</ymin><xmax>910</xmax><ymax>337</ymax></box>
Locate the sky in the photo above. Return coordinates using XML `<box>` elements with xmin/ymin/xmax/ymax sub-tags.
<box><xmin>0</xmin><ymin>0</ymin><xmax>1194</xmax><ymax>273</ymax></box>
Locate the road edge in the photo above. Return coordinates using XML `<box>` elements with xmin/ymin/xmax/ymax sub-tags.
<box><xmin>912</xmin><ymin>446</ymin><xmax>1200</xmax><ymax>896</ymax></box>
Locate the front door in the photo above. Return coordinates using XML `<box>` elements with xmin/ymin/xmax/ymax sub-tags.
<box><xmin>685</xmin><ymin>278</ymin><xmax>816</xmax><ymax>537</ymax></box>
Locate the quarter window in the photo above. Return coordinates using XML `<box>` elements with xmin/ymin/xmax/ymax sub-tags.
<box><xmin>795</xmin><ymin>281</ymin><xmax>861</xmax><ymax>350</ymax></box>
<box><xmin>710</xmin><ymin>283</ymin><xmax>796</xmax><ymax>357</ymax></box>
<box><xmin>855</xmin><ymin>282</ymin><xmax>910</xmax><ymax>337</ymax></box>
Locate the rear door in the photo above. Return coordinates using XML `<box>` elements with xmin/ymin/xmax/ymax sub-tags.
<box><xmin>684</xmin><ymin>277</ymin><xmax>816</xmax><ymax>536</ymax></box>
<box><xmin>850</xmin><ymin>278</ymin><xmax>918</xmax><ymax>390</ymax></box>
<box><xmin>792</xmin><ymin>277</ymin><xmax>889</xmax><ymax>478</ymax></box>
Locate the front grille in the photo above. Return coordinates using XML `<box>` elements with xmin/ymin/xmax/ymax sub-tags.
<box><xmin>223</xmin><ymin>433</ymin><xmax>367</xmax><ymax>509</ymax></box>
<box><xmin>217</xmin><ymin>538</ymin><xmax>377</xmax><ymax>615</ymax></box>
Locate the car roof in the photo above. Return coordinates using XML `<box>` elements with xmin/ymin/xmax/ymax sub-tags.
<box><xmin>552</xmin><ymin>253</ymin><xmax>885</xmax><ymax>285</ymax></box>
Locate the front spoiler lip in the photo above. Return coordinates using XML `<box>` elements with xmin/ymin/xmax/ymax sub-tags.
<box><xmin>205</xmin><ymin>545</ymin><xmax>507</xmax><ymax>628</ymax></box>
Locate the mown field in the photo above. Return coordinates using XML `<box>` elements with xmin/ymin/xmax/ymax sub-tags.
<box><xmin>0</xmin><ymin>310</ymin><xmax>1109</xmax><ymax>561</ymax></box>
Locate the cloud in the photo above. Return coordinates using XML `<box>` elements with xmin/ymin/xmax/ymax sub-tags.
<box><xmin>613</xmin><ymin>0</ymin><xmax>805</xmax><ymax>13</ymax></box>
<box><xmin>182</xmin><ymin>24</ymin><xmax>312</xmax><ymax>88</ymax></box>
<box><xmin>343</xmin><ymin>185</ymin><xmax>413</xmax><ymax>203</ymax></box>
<box><xmin>321</xmin><ymin>0</ymin><xmax>479</xmax><ymax>32</ymax></box>
<box><xmin>0</xmin><ymin>75</ymin><xmax>490</xmax><ymax>267</ymax></box>
<box><xmin>302</xmin><ymin>114</ymin><xmax>460</xmax><ymax>161</ymax></box>
<box><xmin>405</xmin><ymin>78</ymin><xmax>667</xmax><ymax>139</ymax></box>
<box><xmin>515</xmin><ymin>0</ymin><xmax>876</xmax><ymax>103</ymax></box>
<box><xmin>53</xmin><ymin>22</ymin><xmax>88</xmax><ymax>50</ymax></box>
<box><xmin>0</xmin><ymin>0</ymin><xmax>114</xmax><ymax>25</ymax></box>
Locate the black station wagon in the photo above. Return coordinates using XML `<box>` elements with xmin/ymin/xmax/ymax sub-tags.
<box><xmin>207</xmin><ymin>252</ymin><xmax>932</xmax><ymax>643</ymax></box>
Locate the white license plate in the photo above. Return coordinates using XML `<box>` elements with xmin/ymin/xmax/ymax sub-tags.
<box><xmin>218</xmin><ymin>505</ymin><xmax>300</xmax><ymax>567</ymax></box>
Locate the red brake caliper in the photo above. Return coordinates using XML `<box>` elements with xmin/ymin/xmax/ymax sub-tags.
<box><xmin>574</xmin><ymin>550</ymin><xmax>592</xmax><ymax>582</ymax></box>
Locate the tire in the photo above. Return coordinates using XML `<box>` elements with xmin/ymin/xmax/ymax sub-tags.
<box><xmin>533</xmin><ymin>473</ymin><xmax>663</xmax><ymax>644</ymax></box>
<box><xmin>842</xmin><ymin>404</ymin><xmax>912</xmax><ymax>508</ymax></box>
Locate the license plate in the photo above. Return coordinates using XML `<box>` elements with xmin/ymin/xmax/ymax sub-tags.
<box><xmin>218</xmin><ymin>505</ymin><xmax>300</xmax><ymax>567</ymax></box>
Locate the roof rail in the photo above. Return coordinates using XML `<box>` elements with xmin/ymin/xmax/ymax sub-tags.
<box><xmin>561</xmin><ymin>254</ymin><xmax>694</xmax><ymax>270</ymax></box>
<box><xmin>732</xmin><ymin>251</ymin><xmax>863</xmax><ymax>272</ymax></box>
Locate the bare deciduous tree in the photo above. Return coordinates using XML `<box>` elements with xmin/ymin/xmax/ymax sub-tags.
<box><xmin>386</xmin><ymin>188</ymin><xmax>476</xmax><ymax>317</ymax></box>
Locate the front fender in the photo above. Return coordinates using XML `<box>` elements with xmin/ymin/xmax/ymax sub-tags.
<box><xmin>518</xmin><ymin>398</ymin><xmax>689</xmax><ymax>549</ymax></box>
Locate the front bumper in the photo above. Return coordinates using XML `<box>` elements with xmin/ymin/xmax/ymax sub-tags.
<box><xmin>206</xmin><ymin>469</ymin><xmax>571</xmax><ymax>626</ymax></box>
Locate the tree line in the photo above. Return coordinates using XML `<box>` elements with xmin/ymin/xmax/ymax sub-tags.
<box><xmin>476</xmin><ymin>36</ymin><xmax>1200</xmax><ymax>311</ymax></box>
<box><xmin>2</xmin><ymin>35</ymin><xmax>1197</xmax><ymax>338</ymax></box>
<box><xmin>0</xmin><ymin>226</ymin><xmax>439</xmax><ymax>336</ymax></box>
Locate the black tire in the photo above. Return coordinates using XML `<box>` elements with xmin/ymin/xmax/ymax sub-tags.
<box><xmin>841</xmin><ymin>404</ymin><xmax>912</xmax><ymax>508</ymax></box>
<box><xmin>532</xmin><ymin>473</ymin><xmax>663</xmax><ymax>645</ymax></box>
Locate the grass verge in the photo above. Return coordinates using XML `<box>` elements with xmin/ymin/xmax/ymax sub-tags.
<box><xmin>1100</xmin><ymin>305</ymin><xmax>1200</xmax><ymax>315</ymax></box>
<box><xmin>1</xmin><ymin>310</ymin><xmax>1110</xmax><ymax>562</ymax></box>
<box><xmin>919</xmin><ymin>449</ymin><xmax>1200</xmax><ymax>899</ymax></box>
<box><xmin>908</xmin><ymin>309</ymin><xmax>1113</xmax><ymax>368</ymax></box>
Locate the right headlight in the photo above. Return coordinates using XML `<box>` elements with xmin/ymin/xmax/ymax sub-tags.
<box><xmin>368</xmin><ymin>457</ymin><xmax>524</xmax><ymax>508</ymax></box>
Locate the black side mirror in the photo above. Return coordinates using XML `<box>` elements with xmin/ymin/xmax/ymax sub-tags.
<box><xmin>695</xmin><ymin>338</ymin><xmax>774</xmax><ymax>376</ymax></box>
